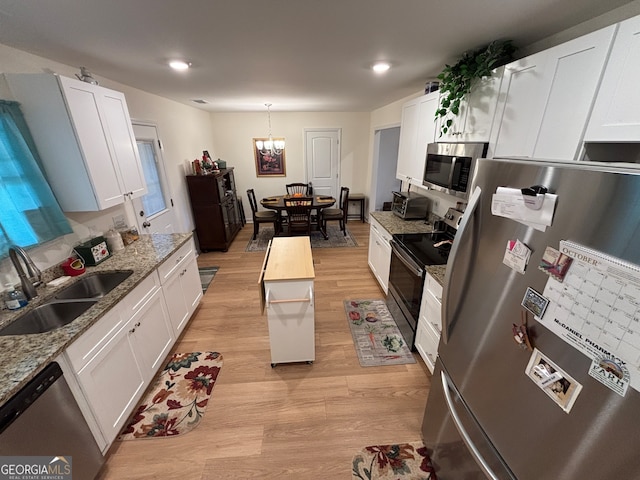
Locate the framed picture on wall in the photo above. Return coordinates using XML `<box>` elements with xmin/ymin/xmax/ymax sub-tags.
<box><xmin>253</xmin><ymin>138</ymin><xmax>286</xmax><ymax>177</ymax></box>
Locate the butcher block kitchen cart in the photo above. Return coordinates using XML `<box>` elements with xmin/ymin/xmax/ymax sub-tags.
<box><xmin>259</xmin><ymin>237</ymin><xmax>315</xmax><ymax>367</ymax></box>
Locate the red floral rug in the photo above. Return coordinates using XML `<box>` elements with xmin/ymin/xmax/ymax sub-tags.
<box><xmin>118</xmin><ymin>351</ymin><xmax>223</xmax><ymax>440</ymax></box>
<box><xmin>352</xmin><ymin>442</ymin><xmax>437</xmax><ymax>480</ymax></box>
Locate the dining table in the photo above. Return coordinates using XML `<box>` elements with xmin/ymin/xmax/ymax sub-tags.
<box><xmin>260</xmin><ymin>194</ymin><xmax>336</xmax><ymax>239</ymax></box>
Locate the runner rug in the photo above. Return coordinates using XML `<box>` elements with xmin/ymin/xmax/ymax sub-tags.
<box><xmin>246</xmin><ymin>225</ymin><xmax>357</xmax><ymax>252</ymax></box>
<box><xmin>352</xmin><ymin>442</ymin><xmax>437</xmax><ymax>480</ymax></box>
<box><xmin>199</xmin><ymin>266</ymin><xmax>219</xmax><ymax>293</ymax></box>
<box><xmin>118</xmin><ymin>351</ymin><xmax>223</xmax><ymax>440</ymax></box>
<box><xmin>344</xmin><ymin>300</ymin><xmax>416</xmax><ymax>367</ymax></box>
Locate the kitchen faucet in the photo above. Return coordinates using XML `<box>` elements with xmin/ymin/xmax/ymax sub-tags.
<box><xmin>8</xmin><ymin>245</ymin><xmax>42</xmax><ymax>300</ymax></box>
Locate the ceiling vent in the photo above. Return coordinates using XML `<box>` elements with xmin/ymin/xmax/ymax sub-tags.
<box><xmin>192</xmin><ymin>99</ymin><xmax>208</xmax><ymax>104</ymax></box>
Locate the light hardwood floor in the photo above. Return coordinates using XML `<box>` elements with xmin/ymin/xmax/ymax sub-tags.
<box><xmin>98</xmin><ymin>220</ymin><xmax>432</xmax><ymax>479</ymax></box>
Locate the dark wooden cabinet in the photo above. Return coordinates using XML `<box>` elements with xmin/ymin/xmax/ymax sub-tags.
<box><xmin>186</xmin><ymin>168</ymin><xmax>242</xmax><ymax>251</ymax></box>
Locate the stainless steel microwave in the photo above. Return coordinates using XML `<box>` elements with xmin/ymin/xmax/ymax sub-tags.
<box><xmin>423</xmin><ymin>142</ymin><xmax>488</xmax><ymax>198</ymax></box>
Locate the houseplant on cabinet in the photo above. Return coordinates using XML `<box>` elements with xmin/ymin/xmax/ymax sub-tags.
<box><xmin>435</xmin><ymin>40</ymin><xmax>516</xmax><ymax>136</ymax></box>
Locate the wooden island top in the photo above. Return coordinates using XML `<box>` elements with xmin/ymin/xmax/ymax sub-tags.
<box><xmin>263</xmin><ymin>237</ymin><xmax>315</xmax><ymax>282</ymax></box>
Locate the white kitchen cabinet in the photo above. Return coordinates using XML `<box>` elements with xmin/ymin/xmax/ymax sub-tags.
<box><xmin>415</xmin><ymin>272</ymin><xmax>443</xmax><ymax>373</ymax></box>
<box><xmin>64</xmin><ymin>271</ymin><xmax>173</xmax><ymax>450</ymax></box>
<box><xmin>4</xmin><ymin>73</ymin><xmax>146</xmax><ymax>211</ymax></box>
<box><xmin>157</xmin><ymin>238</ymin><xmax>203</xmax><ymax>335</ymax></box>
<box><xmin>261</xmin><ymin>237</ymin><xmax>315</xmax><ymax>366</ymax></box>
<box><xmin>367</xmin><ymin>217</ymin><xmax>392</xmax><ymax>294</ymax></box>
<box><xmin>396</xmin><ymin>92</ymin><xmax>439</xmax><ymax>187</ymax></box>
<box><xmin>585</xmin><ymin>15</ymin><xmax>640</xmax><ymax>141</ymax></box>
<box><xmin>491</xmin><ymin>25</ymin><xmax>616</xmax><ymax>160</ymax></box>
<box><xmin>436</xmin><ymin>67</ymin><xmax>504</xmax><ymax>143</ymax></box>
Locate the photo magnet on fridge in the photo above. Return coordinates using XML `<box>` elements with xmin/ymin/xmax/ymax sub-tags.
<box><xmin>538</xmin><ymin>246</ymin><xmax>573</xmax><ymax>281</ymax></box>
<box><xmin>521</xmin><ymin>287</ymin><xmax>549</xmax><ymax>318</ymax></box>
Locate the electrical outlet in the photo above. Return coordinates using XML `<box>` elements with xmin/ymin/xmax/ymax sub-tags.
<box><xmin>112</xmin><ymin>214</ymin><xmax>126</xmax><ymax>229</ymax></box>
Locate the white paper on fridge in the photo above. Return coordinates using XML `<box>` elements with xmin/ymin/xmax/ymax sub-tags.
<box><xmin>491</xmin><ymin>187</ymin><xmax>558</xmax><ymax>231</ymax></box>
<box><xmin>503</xmin><ymin>239</ymin><xmax>531</xmax><ymax>274</ymax></box>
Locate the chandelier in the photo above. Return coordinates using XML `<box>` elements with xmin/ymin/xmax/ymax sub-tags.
<box><xmin>255</xmin><ymin>103</ymin><xmax>284</xmax><ymax>156</ymax></box>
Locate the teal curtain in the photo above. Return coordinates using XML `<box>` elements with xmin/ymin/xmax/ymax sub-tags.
<box><xmin>0</xmin><ymin>100</ymin><xmax>72</xmax><ymax>258</ymax></box>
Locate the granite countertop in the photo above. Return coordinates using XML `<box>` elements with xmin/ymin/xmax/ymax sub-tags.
<box><xmin>0</xmin><ymin>233</ymin><xmax>193</xmax><ymax>407</ymax></box>
<box><xmin>370</xmin><ymin>211</ymin><xmax>435</xmax><ymax>235</ymax></box>
<box><xmin>369</xmin><ymin>211</ymin><xmax>447</xmax><ymax>287</ymax></box>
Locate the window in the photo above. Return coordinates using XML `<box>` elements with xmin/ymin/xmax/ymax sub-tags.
<box><xmin>137</xmin><ymin>140</ymin><xmax>167</xmax><ymax>217</ymax></box>
<box><xmin>0</xmin><ymin>100</ymin><xmax>72</xmax><ymax>258</ymax></box>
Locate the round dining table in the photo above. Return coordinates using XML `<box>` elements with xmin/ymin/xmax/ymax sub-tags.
<box><xmin>260</xmin><ymin>195</ymin><xmax>336</xmax><ymax>239</ymax></box>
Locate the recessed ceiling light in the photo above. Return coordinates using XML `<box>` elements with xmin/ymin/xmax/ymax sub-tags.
<box><xmin>372</xmin><ymin>62</ymin><xmax>391</xmax><ymax>74</ymax></box>
<box><xmin>168</xmin><ymin>60</ymin><xmax>191</xmax><ymax>71</ymax></box>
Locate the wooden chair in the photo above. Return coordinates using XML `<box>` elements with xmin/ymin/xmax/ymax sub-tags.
<box><xmin>283</xmin><ymin>196</ymin><xmax>313</xmax><ymax>236</ymax></box>
<box><xmin>321</xmin><ymin>187</ymin><xmax>349</xmax><ymax>236</ymax></box>
<box><xmin>247</xmin><ymin>189</ymin><xmax>280</xmax><ymax>240</ymax></box>
<box><xmin>286</xmin><ymin>183</ymin><xmax>312</xmax><ymax>196</ymax></box>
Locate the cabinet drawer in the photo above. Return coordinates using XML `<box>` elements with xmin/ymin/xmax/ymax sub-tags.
<box><xmin>117</xmin><ymin>272</ymin><xmax>161</xmax><ymax>320</ymax></box>
<box><xmin>424</xmin><ymin>291</ymin><xmax>442</xmax><ymax>335</ymax></box>
<box><xmin>415</xmin><ymin>321</ymin><xmax>439</xmax><ymax>373</ymax></box>
<box><xmin>157</xmin><ymin>239</ymin><xmax>195</xmax><ymax>283</ymax></box>
<box><xmin>370</xmin><ymin>217</ymin><xmax>392</xmax><ymax>243</ymax></box>
<box><xmin>426</xmin><ymin>274</ymin><xmax>443</xmax><ymax>302</ymax></box>
<box><xmin>65</xmin><ymin>307</ymin><xmax>123</xmax><ymax>372</ymax></box>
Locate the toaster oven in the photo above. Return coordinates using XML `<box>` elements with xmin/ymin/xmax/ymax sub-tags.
<box><xmin>391</xmin><ymin>191</ymin><xmax>430</xmax><ymax>219</ymax></box>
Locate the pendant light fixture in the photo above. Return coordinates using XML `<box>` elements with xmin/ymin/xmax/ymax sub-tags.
<box><xmin>255</xmin><ymin>103</ymin><xmax>284</xmax><ymax>156</ymax></box>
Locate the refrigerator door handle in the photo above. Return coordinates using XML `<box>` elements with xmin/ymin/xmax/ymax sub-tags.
<box><xmin>442</xmin><ymin>185</ymin><xmax>482</xmax><ymax>344</ymax></box>
<box><xmin>441</xmin><ymin>370</ymin><xmax>501</xmax><ymax>480</ymax></box>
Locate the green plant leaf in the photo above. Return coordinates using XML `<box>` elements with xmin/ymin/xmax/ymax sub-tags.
<box><xmin>435</xmin><ymin>38</ymin><xmax>516</xmax><ymax>136</ymax></box>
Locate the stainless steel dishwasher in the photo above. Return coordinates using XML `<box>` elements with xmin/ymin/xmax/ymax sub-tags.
<box><xmin>0</xmin><ymin>362</ymin><xmax>104</xmax><ymax>479</ymax></box>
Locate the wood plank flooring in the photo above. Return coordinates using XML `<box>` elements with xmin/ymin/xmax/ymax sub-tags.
<box><xmin>98</xmin><ymin>221</ymin><xmax>432</xmax><ymax>480</ymax></box>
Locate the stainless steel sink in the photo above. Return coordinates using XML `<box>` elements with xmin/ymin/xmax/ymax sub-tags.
<box><xmin>54</xmin><ymin>270</ymin><xmax>134</xmax><ymax>300</ymax></box>
<box><xmin>0</xmin><ymin>300</ymin><xmax>98</xmax><ymax>336</ymax></box>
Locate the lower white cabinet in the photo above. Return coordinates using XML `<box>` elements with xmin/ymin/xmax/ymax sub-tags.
<box><xmin>415</xmin><ymin>272</ymin><xmax>443</xmax><ymax>373</ymax></box>
<box><xmin>261</xmin><ymin>237</ymin><xmax>315</xmax><ymax>366</ymax></box>
<box><xmin>64</xmin><ymin>272</ymin><xmax>173</xmax><ymax>449</ymax></box>
<box><xmin>368</xmin><ymin>217</ymin><xmax>392</xmax><ymax>294</ymax></box>
<box><xmin>157</xmin><ymin>238</ymin><xmax>203</xmax><ymax>335</ymax></box>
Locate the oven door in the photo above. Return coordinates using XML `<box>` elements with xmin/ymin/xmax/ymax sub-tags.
<box><xmin>387</xmin><ymin>240</ymin><xmax>425</xmax><ymax>347</ymax></box>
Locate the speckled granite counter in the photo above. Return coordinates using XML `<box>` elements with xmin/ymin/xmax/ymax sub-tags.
<box><xmin>369</xmin><ymin>211</ymin><xmax>447</xmax><ymax>287</ymax></box>
<box><xmin>426</xmin><ymin>265</ymin><xmax>446</xmax><ymax>286</ymax></box>
<box><xmin>370</xmin><ymin>211</ymin><xmax>434</xmax><ymax>235</ymax></box>
<box><xmin>0</xmin><ymin>233</ymin><xmax>193</xmax><ymax>407</ymax></box>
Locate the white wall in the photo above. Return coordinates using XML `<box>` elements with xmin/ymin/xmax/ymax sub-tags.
<box><xmin>0</xmin><ymin>42</ymin><xmax>215</xmax><ymax>284</ymax></box>
<box><xmin>209</xmin><ymin>111</ymin><xmax>370</xmax><ymax>219</ymax></box>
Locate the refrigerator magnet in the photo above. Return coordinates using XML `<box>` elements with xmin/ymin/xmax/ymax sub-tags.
<box><xmin>521</xmin><ymin>287</ymin><xmax>549</xmax><ymax>318</ymax></box>
<box><xmin>525</xmin><ymin>348</ymin><xmax>583</xmax><ymax>413</ymax></box>
<box><xmin>503</xmin><ymin>239</ymin><xmax>531</xmax><ymax>274</ymax></box>
<box><xmin>538</xmin><ymin>246</ymin><xmax>573</xmax><ymax>282</ymax></box>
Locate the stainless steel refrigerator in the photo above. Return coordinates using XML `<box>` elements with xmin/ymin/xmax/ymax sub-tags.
<box><xmin>422</xmin><ymin>157</ymin><xmax>640</xmax><ymax>479</ymax></box>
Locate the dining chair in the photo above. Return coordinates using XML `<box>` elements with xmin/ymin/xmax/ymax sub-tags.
<box><xmin>286</xmin><ymin>183</ymin><xmax>312</xmax><ymax>196</ymax></box>
<box><xmin>321</xmin><ymin>187</ymin><xmax>349</xmax><ymax>236</ymax></box>
<box><xmin>283</xmin><ymin>196</ymin><xmax>313</xmax><ymax>236</ymax></box>
<box><xmin>247</xmin><ymin>189</ymin><xmax>280</xmax><ymax>240</ymax></box>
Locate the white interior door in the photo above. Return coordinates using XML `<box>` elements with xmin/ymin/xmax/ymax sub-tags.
<box><xmin>131</xmin><ymin>122</ymin><xmax>175</xmax><ymax>234</ymax></box>
<box><xmin>304</xmin><ymin>128</ymin><xmax>340</xmax><ymax>198</ymax></box>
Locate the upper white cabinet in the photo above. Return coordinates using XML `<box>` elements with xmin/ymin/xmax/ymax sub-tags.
<box><xmin>585</xmin><ymin>16</ymin><xmax>640</xmax><ymax>141</ymax></box>
<box><xmin>396</xmin><ymin>91</ymin><xmax>439</xmax><ymax>187</ymax></box>
<box><xmin>436</xmin><ymin>67</ymin><xmax>504</xmax><ymax>143</ymax></box>
<box><xmin>491</xmin><ymin>25</ymin><xmax>616</xmax><ymax>160</ymax></box>
<box><xmin>5</xmin><ymin>73</ymin><xmax>146</xmax><ymax>211</ymax></box>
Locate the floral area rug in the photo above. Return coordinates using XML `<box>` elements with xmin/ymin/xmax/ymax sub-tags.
<box><xmin>345</xmin><ymin>300</ymin><xmax>416</xmax><ymax>367</ymax></box>
<box><xmin>245</xmin><ymin>225</ymin><xmax>357</xmax><ymax>252</ymax></box>
<box><xmin>118</xmin><ymin>351</ymin><xmax>223</xmax><ymax>440</ymax></box>
<box><xmin>352</xmin><ymin>442</ymin><xmax>437</xmax><ymax>480</ymax></box>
